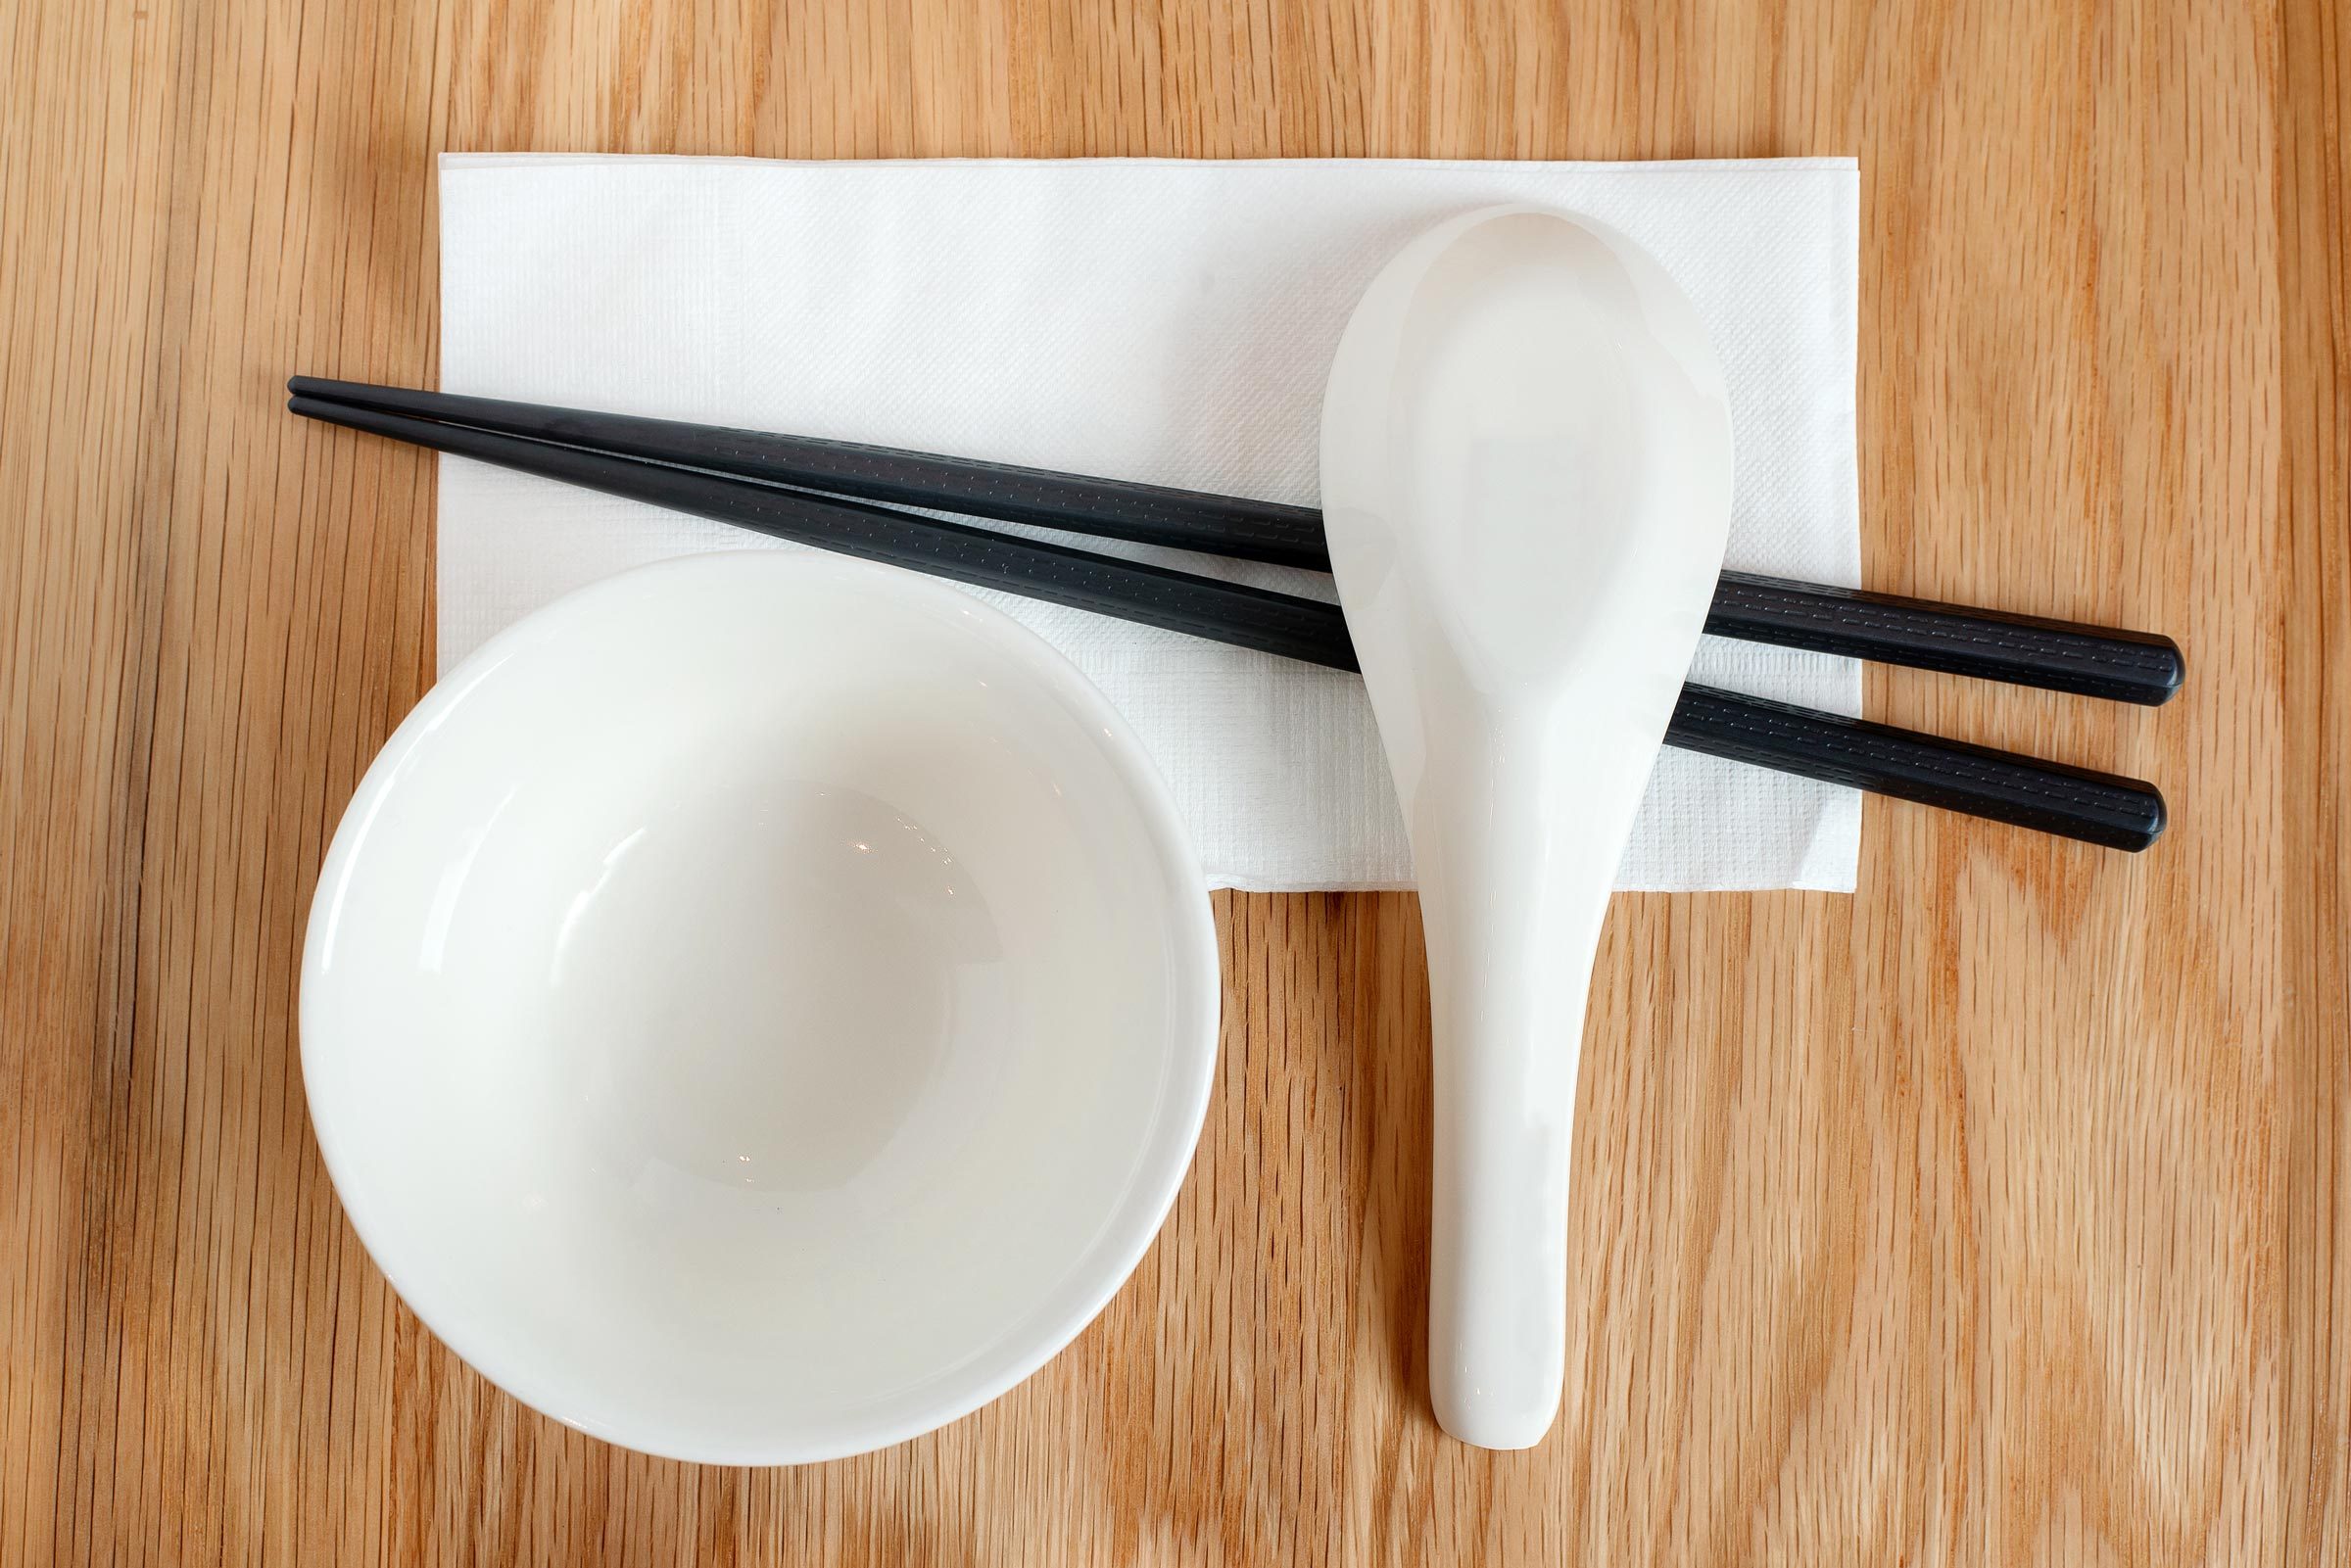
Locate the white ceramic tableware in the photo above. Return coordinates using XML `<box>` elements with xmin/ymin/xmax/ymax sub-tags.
<box><xmin>303</xmin><ymin>550</ymin><xmax>1220</xmax><ymax>1464</ymax></box>
<box><xmin>1319</xmin><ymin>207</ymin><xmax>1735</xmax><ymax>1449</ymax></box>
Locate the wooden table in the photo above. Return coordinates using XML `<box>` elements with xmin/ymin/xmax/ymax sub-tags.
<box><xmin>7</xmin><ymin>1</ymin><xmax>2345</xmax><ymax>1561</ymax></box>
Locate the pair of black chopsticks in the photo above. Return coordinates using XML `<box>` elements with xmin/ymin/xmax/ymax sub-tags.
<box><xmin>288</xmin><ymin>376</ymin><xmax>2181</xmax><ymax>851</ymax></box>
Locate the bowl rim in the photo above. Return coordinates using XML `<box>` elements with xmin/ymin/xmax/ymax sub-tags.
<box><xmin>300</xmin><ymin>548</ymin><xmax>1222</xmax><ymax>1465</ymax></box>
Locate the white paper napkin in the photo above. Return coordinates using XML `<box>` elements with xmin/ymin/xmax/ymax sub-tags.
<box><xmin>437</xmin><ymin>154</ymin><xmax>1862</xmax><ymax>892</ymax></box>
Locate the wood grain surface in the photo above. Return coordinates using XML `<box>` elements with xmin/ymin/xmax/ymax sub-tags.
<box><xmin>5</xmin><ymin>0</ymin><xmax>2345</xmax><ymax>1561</ymax></box>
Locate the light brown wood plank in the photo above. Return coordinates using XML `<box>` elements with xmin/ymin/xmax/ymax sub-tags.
<box><xmin>3</xmin><ymin>0</ymin><xmax>2343</xmax><ymax>1562</ymax></box>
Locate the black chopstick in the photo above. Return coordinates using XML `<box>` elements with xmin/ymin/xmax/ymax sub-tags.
<box><xmin>291</xmin><ymin>377</ymin><xmax>1332</xmax><ymax>569</ymax></box>
<box><xmin>289</xmin><ymin>389</ymin><xmax>2167</xmax><ymax>851</ymax></box>
<box><xmin>288</xmin><ymin>377</ymin><xmax>2186</xmax><ymax>706</ymax></box>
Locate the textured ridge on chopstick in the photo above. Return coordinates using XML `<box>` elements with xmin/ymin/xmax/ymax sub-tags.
<box><xmin>1664</xmin><ymin>689</ymin><xmax>2164</xmax><ymax>850</ymax></box>
<box><xmin>1701</xmin><ymin>573</ymin><xmax>2184</xmax><ymax>706</ymax></box>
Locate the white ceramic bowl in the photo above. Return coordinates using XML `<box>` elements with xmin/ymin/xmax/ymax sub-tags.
<box><xmin>302</xmin><ymin>551</ymin><xmax>1219</xmax><ymax>1464</ymax></box>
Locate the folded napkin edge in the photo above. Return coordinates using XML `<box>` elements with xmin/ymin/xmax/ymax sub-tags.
<box><xmin>439</xmin><ymin>151</ymin><xmax>1859</xmax><ymax>177</ymax></box>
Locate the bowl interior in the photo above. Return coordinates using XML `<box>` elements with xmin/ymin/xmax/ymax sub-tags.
<box><xmin>303</xmin><ymin>553</ymin><xmax>1217</xmax><ymax>1462</ymax></box>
